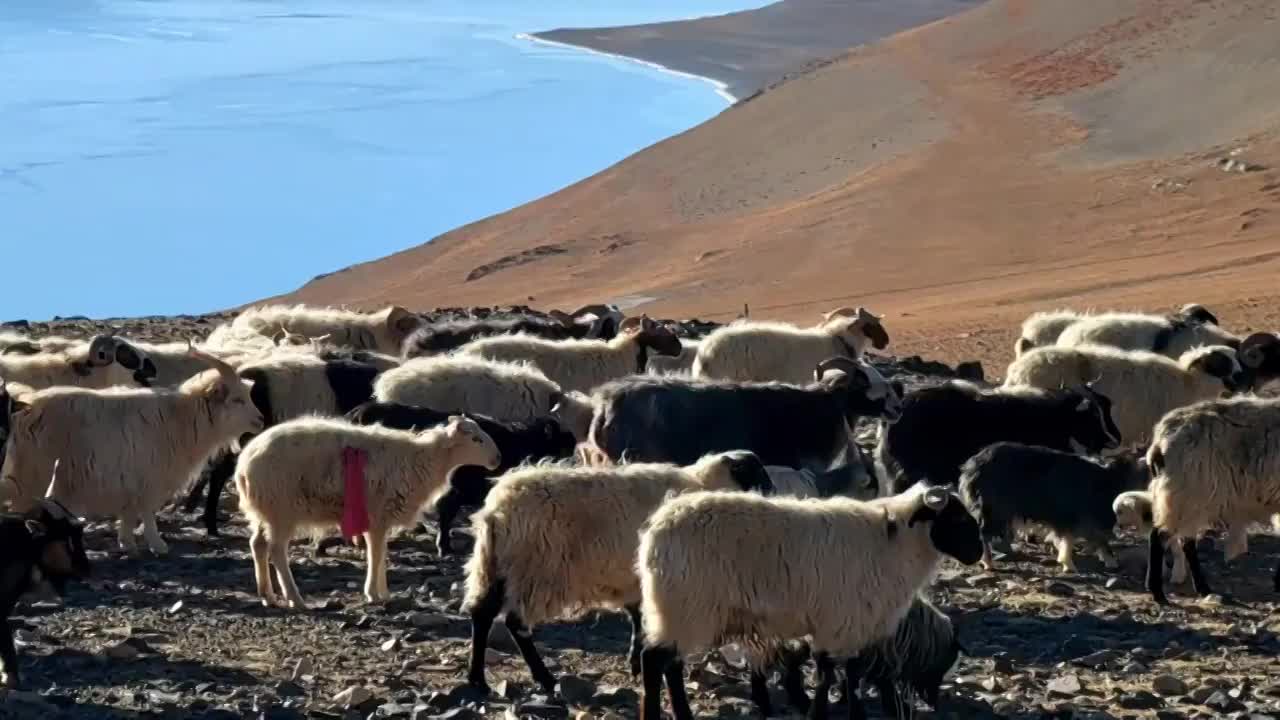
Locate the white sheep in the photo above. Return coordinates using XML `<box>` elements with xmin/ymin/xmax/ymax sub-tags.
<box><xmin>1003</xmin><ymin>344</ymin><xmax>1244</xmax><ymax>446</ymax></box>
<box><xmin>460</xmin><ymin>450</ymin><xmax>772</xmax><ymax>694</ymax></box>
<box><xmin>456</xmin><ymin>316</ymin><xmax>683</xmax><ymax>392</ymax></box>
<box><xmin>1144</xmin><ymin>396</ymin><xmax>1280</xmax><ymax>603</ymax></box>
<box><xmin>209</xmin><ymin>303</ymin><xmax>423</xmax><ymax>356</ymax></box>
<box><xmin>692</xmin><ymin>306</ymin><xmax>889</xmax><ymax>384</ymax></box>
<box><xmin>373</xmin><ymin>355</ymin><xmax>595</xmax><ymax>440</ymax></box>
<box><xmin>1014</xmin><ymin>309</ymin><xmax>1085</xmax><ymax>357</ymax></box>
<box><xmin>1056</xmin><ymin>307</ymin><xmax>1238</xmax><ymax>359</ymax></box>
<box><xmin>0</xmin><ymin>346</ymin><xmax>263</xmax><ymax>556</ymax></box>
<box><xmin>1113</xmin><ymin>491</ymin><xmax>1193</xmax><ymax>585</ymax></box>
<box><xmin>236</xmin><ymin>415</ymin><xmax>500</xmax><ymax>609</ymax></box>
<box><xmin>634</xmin><ymin>483</ymin><xmax>981</xmax><ymax>720</ymax></box>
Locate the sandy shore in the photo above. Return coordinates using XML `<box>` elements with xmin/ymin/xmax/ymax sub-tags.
<box><xmin>531</xmin><ymin>0</ymin><xmax>982</xmax><ymax>100</ymax></box>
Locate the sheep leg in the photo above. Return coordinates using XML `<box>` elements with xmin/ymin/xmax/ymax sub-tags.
<box><xmin>807</xmin><ymin>651</ymin><xmax>835</xmax><ymax>720</ymax></box>
<box><xmin>1</xmin><ymin>620</ymin><xmax>19</xmax><ymax>689</ymax></box>
<box><xmin>269</xmin><ymin>537</ymin><xmax>305</xmax><ymax>610</ymax></box>
<box><xmin>249</xmin><ymin>524</ymin><xmax>278</xmax><ymax>606</ymax></box>
<box><xmin>432</xmin><ymin>487</ymin><xmax>465</xmax><ymax>557</ymax></box>
<box><xmin>640</xmin><ymin>646</ymin><xmax>676</xmax><ymax>720</ymax></box>
<box><xmin>504</xmin><ymin>612</ymin><xmax>556</xmax><ymax>693</ymax></box>
<box><xmin>362</xmin><ymin>527</ymin><xmax>390</xmax><ymax>603</ymax></box>
<box><xmin>625</xmin><ymin>603</ymin><xmax>644</xmax><ymax>677</ymax></box>
<box><xmin>782</xmin><ymin>645</ymin><xmax>812</xmax><ymax>712</ymax></box>
<box><xmin>979</xmin><ymin>540</ymin><xmax>995</xmax><ymax>570</ymax></box>
<box><xmin>140</xmin><ymin>514</ymin><xmax>169</xmax><ymax>556</ymax></box>
<box><xmin>661</xmin><ymin>656</ymin><xmax>694</xmax><ymax>720</ymax></box>
<box><xmin>1147</xmin><ymin>528</ymin><xmax>1170</xmax><ymax>605</ymax></box>
<box><xmin>1169</xmin><ymin>537</ymin><xmax>1188</xmax><ymax>584</ymax></box>
<box><xmin>1224</xmin><ymin>527</ymin><xmax>1248</xmax><ymax>562</ymax></box>
<box><xmin>842</xmin><ymin>658</ymin><xmax>868</xmax><ymax>720</ymax></box>
<box><xmin>1093</xmin><ymin>540</ymin><xmax>1118</xmax><ymax>570</ymax></box>
<box><xmin>466</xmin><ymin>580</ymin><xmax>503</xmax><ymax>692</ymax></box>
<box><xmin>201</xmin><ymin>452</ymin><xmax>237</xmax><ymax>537</ymax></box>
<box><xmin>116</xmin><ymin>514</ymin><xmax>140</xmax><ymax>556</ymax></box>
<box><xmin>1272</xmin><ymin>558</ymin><xmax>1280</xmax><ymax>592</ymax></box>
<box><xmin>181</xmin><ymin>474</ymin><xmax>209</xmax><ymax>514</ymax></box>
<box><xmin>1181</xmin><ymin>537</ymin><xmax>1213</xmax><ymax>597</ymax></box>
<box><xmin>1053</xmin><ymin>534</ymin><xmax>1076</xmax><ymax>573</ymax></box>
<box><xmin>313</xmin><ymin>535</ymin><xmax>343</xmax><ymax>557</ymax></box>
<box><xmin>749</xmin><ymin>670</ymin><xmax>776</xmax><ymax>717</ymax></box>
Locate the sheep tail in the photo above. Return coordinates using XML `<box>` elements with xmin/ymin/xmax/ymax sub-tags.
<box><xmin>461</xmin><ymin>507</ymin><xmax>500</xmax><ymax>614</ymax></box>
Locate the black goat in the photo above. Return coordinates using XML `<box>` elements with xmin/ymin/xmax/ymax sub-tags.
<box><xmin>877</xmin><ymin>381</ymin><xmax>1122</xmax><ymax>495</ymax></box>
<box><xmin>402</xmin><ymin>305</ymin><xmax>621</xmax><ymax>358</ymax></box>
<box><xmin>589</xmin><ymin>356</ymin><xmax>902</xmax><ymax>474</ymax></box>
<box><xmin>312</xmin><ymin>400</ymin><xmax>578</xmax><ymax>557</ymax></box>
<box><xmin>1</xmin><ymin>492</ymin><xmax>90</xmax><ymax>689</ymax></box>
<box><xmin>958</xmin><ymin>442</ymin><xmax>1147</xmax><ymax>572</ymax></box>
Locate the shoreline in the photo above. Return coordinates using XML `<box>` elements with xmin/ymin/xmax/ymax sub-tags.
<box><xmin>515</xmin><ymin>31</ymin><xmax>738</xmax><ymax>104</ymax></box>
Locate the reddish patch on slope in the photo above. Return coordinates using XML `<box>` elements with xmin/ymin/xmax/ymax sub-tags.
<box><xmin>990</xmin><ymin>1</ymin><xmax>1204</xmax><ymax>99</ymax></box>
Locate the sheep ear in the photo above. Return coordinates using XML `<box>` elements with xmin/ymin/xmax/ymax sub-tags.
<box><xmin>25</xmin><ymin>520</ymin><xmax>47</xmax><ymax>540</ymax></box>
<box><xmin>387</xmin><ymin>306</ymin><xmax>420</xmax><ymax>335</ymax></box>
<box><xmin>548</xmin><ymin>391</ymin><xmax>564</xmax><ymax>413</ymax></box>
<box><xmin>618</xmin><ymin>317</ymin><xmax>644</xmax><ymax>334</ymax></box>
<box><xmin>1192</xmin><ymin>350</ymin><xmax>1235</xmax><ymax>379</ymax></box>
<box><xmin>206</xmin><ymin>380</ymin><xmax>230</xmax><ymax>402</ymax></box>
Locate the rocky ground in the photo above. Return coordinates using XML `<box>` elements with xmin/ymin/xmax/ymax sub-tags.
<box><xmin>4</xmin><ymin>312</ymin><xmax>1280</xmax><ymax>720</ymax></box>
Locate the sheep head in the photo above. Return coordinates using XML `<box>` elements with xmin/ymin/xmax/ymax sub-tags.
<box><xmin>383</xmin><ymin>305</ymin><xmax>423</xmax><ymax>342</ymax></box>
<box><xmin>822</xmin><ymin>306</ymin><xmax>889</xmax><ymax>352</ymax></box>
<box><xmin>907</xmin><ymin>486</ymin><xmax>983</xmax><ymax>565</ymax></box>
<box><xmin>815</xmin><ymin>356</ymin><xmax>903</xmax><ymax>423</ymax></box>
<box><xmin>186</xmin><ymin>340</ymin><xmax>264</xmax><ymax>438</ymax></box>
<box><xmin>112</xmin><ymin>339</ymin><xmax>157</xmax><ymax>387</ymax></box>
<box><xmin>443</xmin><ymin>414</ymin><xmax>502</xmax><ymax>471</ymax></box>
<box><xmin>85</xmin><ymin>335</ymin><xmax>119</xmax><ymax>368</ymax></box>
<box><xmin>620</xmin><ymin>316</ymin><xmax>682</xmax><ymax>357</ymax></box>
<box><xmin>1177</xmin><ymin>303</ymin><xmax>1220</xmax><ymax>326</ymax></box>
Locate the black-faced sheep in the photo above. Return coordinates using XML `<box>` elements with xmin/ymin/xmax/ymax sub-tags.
<box><xmin>456</xmin><ymin>316</ymin><xmax>682</xmax><ymax>392</ymax></box>
<box><xmin>0</xmin><ymin>347</ymin><xmax>263</xmax><ymax>556</ymax></box>
<box><xmin>958</xmin><ymin>442</ymin><xmax>1148</xmax><ymax>572</ymax></box>
<box><xmin>636</xmin><ymin>485</ymin><xmax>982</xmax><ymax>720</ymax></box>
<box><xmin>1056</xmin><ymin>306</ymin><xmax>1238</xmax><ymax>358</ymax></box>
<box><xmin>0</xmin><ymin>335</ymin><xmax>155</xmax><ymax>390</ymax></box>
<box><xmin>462</xmin><ymin>451</ymin><xmax>772</xmax><ymax>695</ymax></box>
<box><xmin>876</xmin><ymin>381</ymin><xmax>1123</xmax><ymax>495</ymax></box>
<box><xmin>402</xmin><ymin>305</ymin><xmax>622</xmax><ymax>358</ymax></box>
<box><xmin>236</xmin><ymin>415</ymin><xmax>500</xmax><ymax>609</ymax></box>
<box><xmin>1238</xmin><ymin>331</ymin><xmax>1280</xmax><ymax>391</ymax></box>
<box><xmin>692</xmin><ymin>306</ymin><xmax>889</xmax><ymax>384</ymax></box>
<box><xmin>589</xmin><ymin>356</ymin><xmax>901</xmax><ymax>477</ymax></box>
<box><xmin>1003</xmin><ymin>344</ymin><xmax>1246</xmax><ymax>445</ymax></box>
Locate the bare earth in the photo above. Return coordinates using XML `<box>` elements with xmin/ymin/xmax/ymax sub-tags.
<box><xmin>274</xmin><ymin>0</ymin><xmax>1280</xmax><ymax>377</ymax></box>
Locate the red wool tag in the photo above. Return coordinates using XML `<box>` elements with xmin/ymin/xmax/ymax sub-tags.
<box><xmin>341</xmin><ymin>446</ymin><xmax>370</xmax><ymax>540</ymax></box>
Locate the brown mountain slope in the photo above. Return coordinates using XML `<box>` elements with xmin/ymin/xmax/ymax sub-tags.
<box><xmin>276</xmin><ymin>0</ymin><xmax>1280</xmax><ymax>372</ymax></box>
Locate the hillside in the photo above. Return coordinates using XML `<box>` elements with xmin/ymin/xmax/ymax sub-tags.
<box><xmin>275</xmin><ymin>0</ymin><xmax>1280</xmax><ymax>372</ymax></box>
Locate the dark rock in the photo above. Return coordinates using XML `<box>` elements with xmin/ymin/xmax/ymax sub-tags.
<box><xmin>518</xmin><ymin>702</ymin><xmax>569</xmax><ymax>720</ymax></box>
<box><xmin>595</xmin><ymin>686</ymin><xmax>639</xmax><ymax>706</ymax></box>
<box><xmin>992</xmin><ymin>654</ymin><xmax>1016</xmax><ymax>675</ymax></box>
<box><xmin>1047</xmin><ymin>674</ymin><xmax>1083</xmax><ymax>696</ymax></box>
<box><xmin>486</xmin><ymin>624</ymin><xmax>520</xmax><ymax>654</ymax></box>
<box><xmin>1119</xmin><ymin>691</ymin><xmax>1164</xmax><ymax>710</ymax></box>
<box><xmin>555</xmin><ymin>676</ymin><xmax>596</xmax><ymax>705</ymax></box>
<box><xmin>276</xmin><ymin>682</ymin><xmax>306</xmax><ymax>698</ymax></box>
<box><xmin>1045</xmin><ymin>581</ymin><xmax>1076</xmax><ymax>597</ymax></box>
<box><xmin>955</xmin><ymin>361</ymin><xmax>985</xmax><ymax>381</ymax></box>
<box><xmin>1206</xmin><ymin>692</ymin><xmax>1245</xmax><ymax>713</ymax></box>
<box><xmin>1154</xmin><ymin>676</ymin><xmax>1190</xmax><ymax>697</ymax></box>
<box><xmin>1073</xmin><ymin>650</ymin><xmax>1121</xmax><ymax>669</ymax></box>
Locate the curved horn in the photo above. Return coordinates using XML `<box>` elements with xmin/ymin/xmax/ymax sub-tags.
<box><xmin>922</xmin><ymin>486</ymin><xmax>948</xmax><ymax>511</ymax></box>
<box><xmin>822</xmin><ymin>306</ymin><xmax>859</xmax><ymax>322</ymax></box>
<box><xmin>186</xmin><ymin>339</ymin><xmax>239</xmax><ymax>383</ymax></box>
<box><xmin>547</xmin><ymin>309</ymin><xmax>576</xmax><ymax>328</ymax></box>
<box><xmin>1239</xmin><ymin>332</ymin><xmax>1278</xmax><ymax>369</ymax></box>
<box><xmin>815</xmin><ymin>355</ymin><xmax>864</xmax><ymax>380</ymax></box>
<box><xmin>571</xmin><ymin>303</ymin><xmax>616</xmax><ymax>319</ymax></box>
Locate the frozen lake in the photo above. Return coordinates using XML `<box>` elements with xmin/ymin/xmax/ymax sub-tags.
<box><xmin>0</xmin><ymin>1</ymin><xmax>763</xmax><ymax>319</ymax></box>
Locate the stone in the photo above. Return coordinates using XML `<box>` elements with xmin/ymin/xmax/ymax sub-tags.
<box><xmin>410</xmin><ymin>613</ymin><xmax>452</xmax><ymax>630</ymax></box>
<box><xmin>518</xmin><ymin>702</ymin><xmax>569</xmax><ymax>720</ymax></box>
<box><xmin>595</xmin><ymin>686</ymin><xmax>639</xmax><ymax>706</ymax></box>
<box><xmin>276</xmin><ymin>681</ymin><xmax>306</xmax><ymax>698</ymax></box>
<box><xmin>486</xmin><ymin>625</ymin><xmax>520</xmax><ymax>654</ymax></box>
<box><xmin>1190</xmin><ymin>687</ymin><xmax>1218</xmax><ymax>704</ymax></box>
<box><xmin>992</xmin><ymin>654</ymin><xmax>1015</xmax><ymax>675</ymax></box>
<box><xmin>382</xmin><ymin>636</ymin><xmax>401</xmax><ymax>652</ymax></box>
<box><xmin>1047</xmin><ymin>674</ymin><xmax>1083</xmax><ymax>697</ymax></box>
<box><xmin>555</xmin><ymin>676</ymin><xmax>596</xmax><ymax>705</ymax></box>
<box><xmin>375</xmin><ymin>703</ymin><xmax>418</xmax><ymax>718</ymax></box>
<box><xmin>333</xmin><ymin>686</ymin><xmax>373</xmax><ymax>709</ymax></box>
<box><xmin>292</xmin><ymin>658</ymin><xmax>314</xmax><ymax>682</ymax></box>
<box><xmin>1119</xmin><ymin>691</ymin><xmax>1164</xmax><ymax>710</ymax></box>
<box><xmin>966</xmin><ymin>573</ymin><xmax>1000</xmax><ymax>588</ymax></box>
<box><xmin>168</xmin><ymin>600</ymin><xmax>185</xmax><ymax>615</ymax></box>
<box><xmin>1206</xmin><ymin>692</ymin><xmax>1244</xmax><ymax>713</ymax></box>
<box><xmin>980</xmin><ymin>677</ymin><xmax>1001</xmax><ymax>693</ymax></box>
<box><xmin>1105</xmin><ymin>578</ymin><xmax>1121</xmax><ymax>589</ymax></box>
<box><xmin>104</xmin><ymin>642</ymin><xmax>140</xmax><ymax>660</ymax></box>
<box><xmin>1045</xmin><ymin>581</ymin><xmax>1076</xmax><ymax>598</ymax></box>
<box><xmin>1155</xmin><ymin>675</ymin><xmax>1191</xmax><ymax>697</ymax></box>
<box><xmin>1073</xmin><ymin>650</ymin><xmax>1121</xmax><ymax>669</ymax></box>
<box><xmin>1155</xmin><ymin>712</ymin><xmax>1187</xmax><ymax>720</ymax></box>
<box><xmin>427</xmin><ymin>709</ymin><xmax>479</xmax><ymax>720</ymax></box>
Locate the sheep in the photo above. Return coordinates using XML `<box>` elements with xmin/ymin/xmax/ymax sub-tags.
<box><xmin>0</xmin><ymin>346</ymin><xmax>264</xmax><ymax>556</ymax></box>
<box><xmin>692</xmin><ymin>306</ymin><xmax>889</xmax><ymax>384</ymax></box>
<box><xmin>1</xmin><ymin>463</ymin><xmax>90</xmax><ymax>689</ymax></box>
<box><xmin>1238</xmin><ymin>331</ymin><xmax>1280</xmax><ymax>391</ymax></box>
<box><xmin>1014</xmin><ymin>309</ymin><xmax>1084</xmax><ymax>357</ymax></box>
<box><xmin>456</xmin><ymin>316</ymin><xmax>682</xmax><ymax>392</ymax></box>
<box><xmin>179</xmin><ymin>349</ymin><xmax>393</xmax><ymax>536</ymax></box>
<box><xmin>1113</xmin><ymin>491</ymin><xmax>1192</xmax><ymax>586</ymax></box>
<box><xmin>0</xmin><ymin>333</ymin><xmax>81</xmax><ymax>356</ymax></box>
<box><xmin>461</xmin><ymin>450</ymin><xmax>773</xmax><ymax>695</ymax></box>
<box><xmin>402</xmin><ymin>305</ymin><xmax>622</xmax><ymax>358</ymax></box>
<box><xmin>316</xmin><ymin>400</ymin><xmax>579</xmax><ymax>556</ymax></box>
<box><xmin>645</xmin><ymin>339</ymin><xmax>700</xmax><ymax>376</ymax></box>
<box><xmin>1056</xmin><ymin>305</ymin><xmax>1238</xmax><ymax>358</ymax></box>
<box><xmin>876</xmin><ymin>381</ymin><xmax>1123</xmax><ymax>495</ymax></box>
<box><xmin>236</xmin><ymin>415</ymin><xmax>499</xmax><ymax>609</ymax></box>
<box><xmin>635</xmin><ymin>484</ymin><xmax>982</xmax><ymax>720</ymax></box>
<box><xmin>763</xmin><ymin>596</ymin><xmax>963</xmax><ymax>720</ymax></box>
<box><xmin>588</xmin><ymin>356</ymin><xmax>901</xmax><ymax>478</ymax></box>
<box><xmin>210</xmin><ymin>303</ymin><xmax>424</xmax><ymax>356</ymax></box>
<box><xmin>1003</xmin><ymin>344</ymin><xmax>1247</xmax><ymax>446</ymax></box>
<box><xmin>374</xmin><ymin>355</ymin><xmax>596</xmax><ymax>441</ymax></box>
<box><xmin>958</xmin><ymin>442</ymin><xmax>1149</xmax><ymax>572</ymax></box>
<box><xmin>763</xmin><ymin>456</ymin><xmax>876</xmax><ymax>501</ymax></box>
<box><xmin>1144</xmin><ymin>396</ymin><xmax>1280</xmax><ymax>604</ymax></box>
<box><xmin>0</xmin><ymin>335</ymin><xmax>155</xmax><ymax>390</ymax></box>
